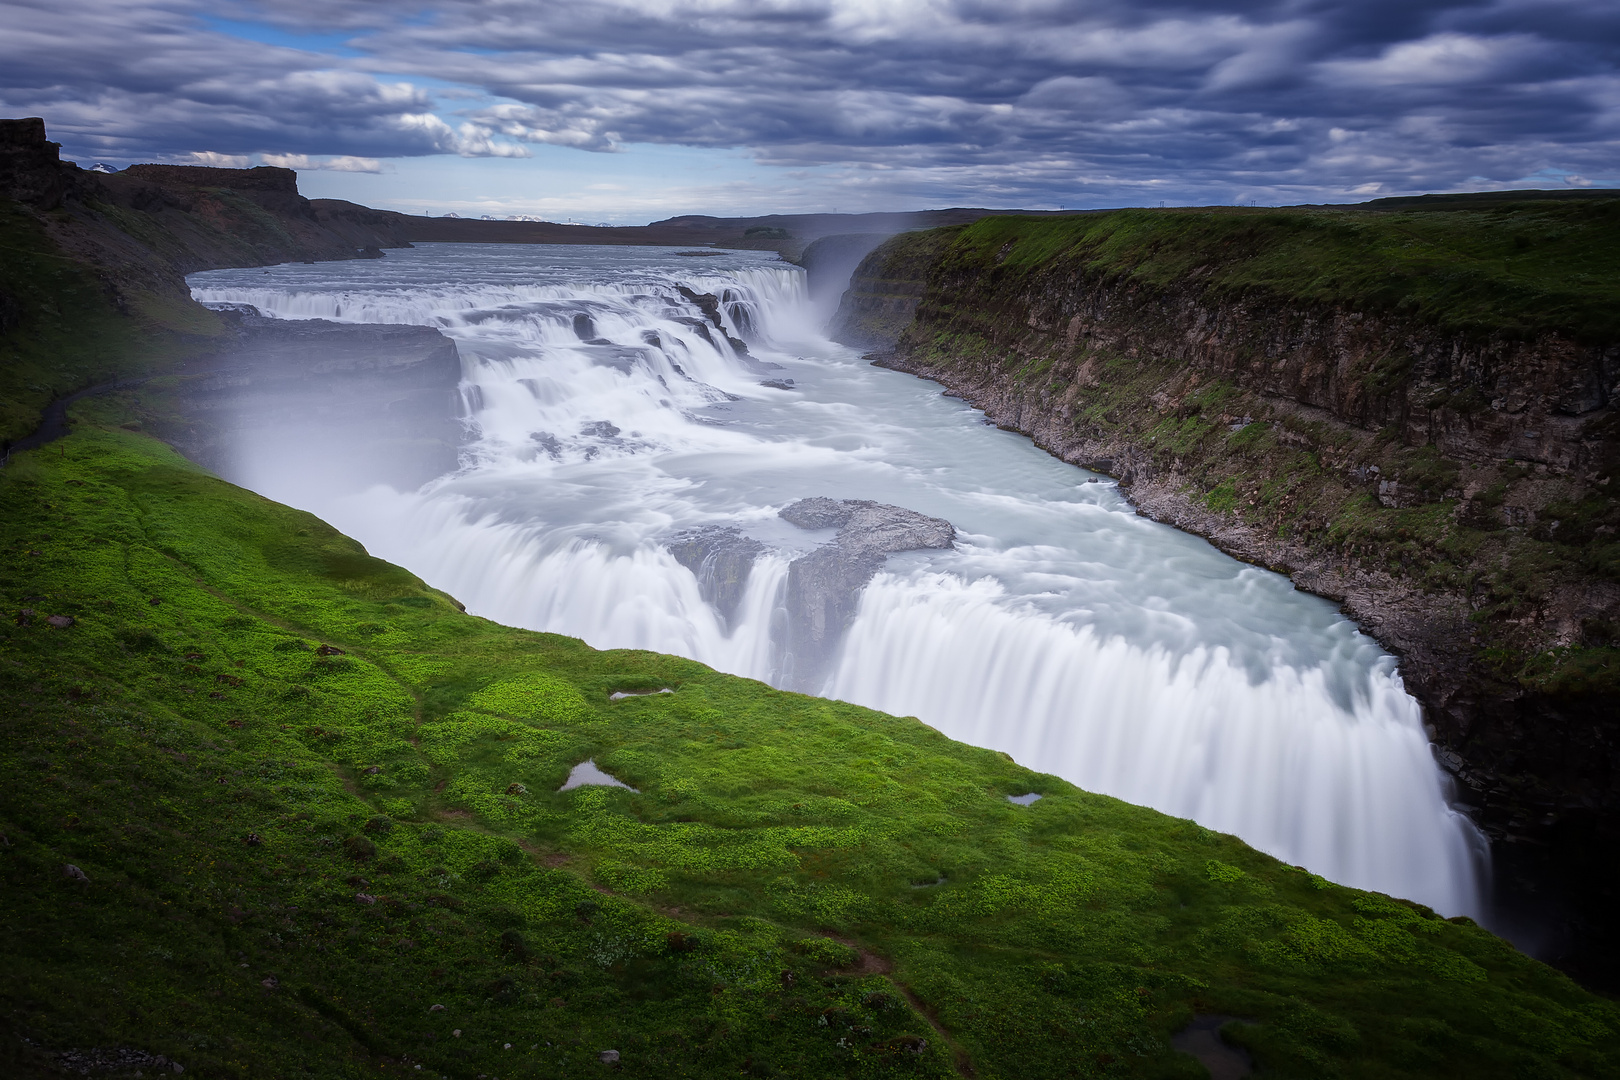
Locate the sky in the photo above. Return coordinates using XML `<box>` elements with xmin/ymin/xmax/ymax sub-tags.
<box><xmin>2</xmin><ymin>0</ymin><xmax>1616</xmax><ymax>222</ymax></box>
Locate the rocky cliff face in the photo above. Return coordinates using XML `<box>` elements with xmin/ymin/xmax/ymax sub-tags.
<box><xmin>829</xmin><ymin>228</ymin><xmax>961</xmax><ymax>350</ymax></box>
<box><xmin>0</xmin><ymin>118</ymin><xmax>413</xmax><ymax>304</ymax></box>
<box><xmin>0</xmin><ymin>117</ymin><xmax>422</xmax><ymax>443</ymax></box>
<box><xmin>838</xmin><ymin>204</ymin><xmax>1620</xmax><ymax>982</ymax></box>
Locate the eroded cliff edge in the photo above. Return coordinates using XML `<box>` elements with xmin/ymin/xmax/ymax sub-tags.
<box><xmin>0</xmin><ymin>117</ymin><xmax>418</xmax><ymax>444</ymax></box>
<box><xmin>837</xmin><ymin>201</ymin><xmax>1620</xmax><ymax>975</ymax></box>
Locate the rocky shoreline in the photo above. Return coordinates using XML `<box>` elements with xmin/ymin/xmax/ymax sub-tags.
<box><xmin>870</xmin><ymin>349</ymin><xmax>1609</xmax><ymax>843</ymax></box>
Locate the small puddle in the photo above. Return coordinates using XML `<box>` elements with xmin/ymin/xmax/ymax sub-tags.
<box><xmin>1007</xmin><ymin>793</ymin><xmax>1042</xmax><ymax>805</ymax></box>
<box><xmin>559</xmin><ymin>759</ymin><xmax>639</xmax><ymax>792</ymax></box>
<box><xmin>608</xmin><ymin>688</ymin><xmax>674</xmax><ymax>701</ymax></box>
<box><xmin>1171</xmin><ymin>1015</ymin><xmax>1252</xmax><ymax>1080</ymax></box>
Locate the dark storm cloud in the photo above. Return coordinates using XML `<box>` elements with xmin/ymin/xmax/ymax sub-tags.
<box><xmin>0</xmin><ymin>0</ymin><xmax>528</xmax><ymax>163</ymax></box>
<box><xmin>2</xmin><ymin>0</ymin><xmax>1614</xmax><ymax>202</ymax></box>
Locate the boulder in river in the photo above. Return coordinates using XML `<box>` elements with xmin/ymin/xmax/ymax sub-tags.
<box><xmin>779</xmin><ymin>498</ymin><xmax>954</xmax><ymax>689</ymax></box>
<box><xmin>667</xmin><ymin>527</ymin><xmax>765</xmax><ymax>627</ymax></box>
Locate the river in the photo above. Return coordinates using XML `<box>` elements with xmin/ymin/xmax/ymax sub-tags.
<box><xmin>190</xmin><ymin>242</ymin><xmax>1488</xmax><ymax>918</ymax></box>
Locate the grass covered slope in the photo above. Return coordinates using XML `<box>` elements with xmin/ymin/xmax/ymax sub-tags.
<box><xmin>2</xmin><ymin>416</ymin><xmax>1618</xmax><ymax>1078</ymax></box>
<box><xmin>930</xmin><ymin>199</ymin><xmax>1620</xmax><ymax>343</ymax></box>
<box><xmin>0</xmin><ymin>199</ymin><xmax>223</xmax><ymax>445</ymax></box>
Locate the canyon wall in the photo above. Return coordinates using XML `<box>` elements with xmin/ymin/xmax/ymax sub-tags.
<box><xmin>834</xmin><ymin>205</ymin><xmax>1620</xmax><ymax>974</ymax></box>
<box><xmin>0</xmin><ymin>118</ymin><xmax>421</xmax><ymax>444</ymax></box>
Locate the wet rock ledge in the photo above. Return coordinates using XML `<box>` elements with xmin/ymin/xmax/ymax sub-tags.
<box><xmin>668</xmin><ymin>498</ymin><xmax>955</xmax><ymax>689</ymax></box>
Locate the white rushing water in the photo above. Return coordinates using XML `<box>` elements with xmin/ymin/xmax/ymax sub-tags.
<box><xmin>191</xmin><ymin>243</ymin><xmax>1489</xmax><ymax>916</ymax></box>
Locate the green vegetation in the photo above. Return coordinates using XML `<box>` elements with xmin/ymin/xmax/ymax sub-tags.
<box><xmin>3</xmin><ymin>182</ymin><xmax>1617</xmax><ymax>1076</ymax></box>
<box><xmin>0</xmin><ymin>198</ymin><xmax>223</xmax><ymax>444</ymax></box>
<box><xmin>935</xmin><ymin>200</ymin><xmax>1620</xmax><ymax>342</ymax></box>
<box><xmin>3</xmin><ymin>399</ymin><xmax>1619</xmax><ymax>1079</ymax></box>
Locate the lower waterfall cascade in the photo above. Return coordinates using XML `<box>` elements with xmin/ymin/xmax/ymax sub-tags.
<box><xmin>190</xmin><ymin>242</ymin><xmax>1490</xmax><ymax>918</ymax></box>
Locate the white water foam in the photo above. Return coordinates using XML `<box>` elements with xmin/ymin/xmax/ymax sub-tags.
<box><xmin>190</xmin><ymin>243</ymin><xmax>1489</xmax><ymax>916</ymax></box>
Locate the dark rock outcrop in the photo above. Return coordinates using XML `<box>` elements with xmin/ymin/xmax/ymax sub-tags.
<box><xmin>779</xmin><ymin>498</ymin><xmax>955</xmax><ymax>688</ymax></box>
<box><xmin>676</xmin><ymin>285</ymin><xmax>752</xmax><ymax>355</ymax></box>
<box><xmin>0</xmin><ymin>117</ymin><xmax>68</xmax><ymax>209</ymax></box>
<box><xmin>667</xmin><ymin>527</ymin><xmax>765</xmax><ymax>627</ymax></box>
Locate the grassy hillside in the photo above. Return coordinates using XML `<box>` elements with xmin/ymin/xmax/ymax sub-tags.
<box><xmin>934</xmin><ymin>200</ymin><xmax>1620</xmax><ymax>343</ymax></box>
<box><xmin>0</xmin><ymin>198</ymin><xmax>223</xmax><ymax>445</ymax></box>
<box><xmin>2</xmin><ymin>400</ymin><xmax>1619</xmax><ymax>1079</ymax></box>
<box><xmin>4</xmin><ymin>179</ymin><xmax>1619</xmax><ymax>1076</ymax></box>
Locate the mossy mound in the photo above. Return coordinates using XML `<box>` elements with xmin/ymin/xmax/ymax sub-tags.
<box><xmin>1</xmin><ymin>413</ymin><xmax>1617</xmax><ymax>1077</ymax></box>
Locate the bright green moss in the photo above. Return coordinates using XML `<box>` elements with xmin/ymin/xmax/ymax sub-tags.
<box><xmin>938</xmin><ymin>200</ymin><xmax>1620</xmax><ymax>342</ymax></box>
<box><xmin>467</xmin><ymin>672</ymin><xmax>592</xmax><ymax>723</ymax></box>
<box><xmin>1</xmin><ymin>422</ymin><xmax>1617</xmax><ymax>1078</ymax></box>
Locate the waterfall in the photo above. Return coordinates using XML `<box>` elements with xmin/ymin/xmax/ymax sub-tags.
<box><xmin>190</xmin><ymin>243</ymin><xmax>1488</xmax><ymax>918</ymax></box>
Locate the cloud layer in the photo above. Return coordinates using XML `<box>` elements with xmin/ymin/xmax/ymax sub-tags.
<box><xmin>2</xmin><ymin>0</ymin><xmax>1615</xmax><ymax>207</ymax></box>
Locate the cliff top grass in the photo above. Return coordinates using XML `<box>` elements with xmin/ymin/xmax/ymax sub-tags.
<box><xmin>0</xmin><ymin>198</ymin><xmax>223</xmax><ymax>445</ymax></box>
<box><xmin>2</xmin><ymin>403</ymin><xmax>1619</xmax><ymax>1079</ymax></box>
<box><xmin>931</xmin><ymin>199</ymin><xmax>1620</xmax><ymax>343</ymax></box>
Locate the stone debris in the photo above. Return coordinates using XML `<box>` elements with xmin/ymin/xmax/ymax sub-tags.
<box><xmin>46</xmin><ymin>613</ymin><xmax>74</xmax><ymax>628</ymax></box>
<box><xmin>599</xmin><ymin>1049</ymin><xmax>621</xmax><ymax>1064</ymax></box>
<box><xmin>62</xmin><ymin>863</ymin><xmax>90</xmax><ymax>882</ymax></box>
<box><xmin>51</xmin><ymin>1047</ymin><xmax>184</xmax><ymax>1075</ymax></box>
